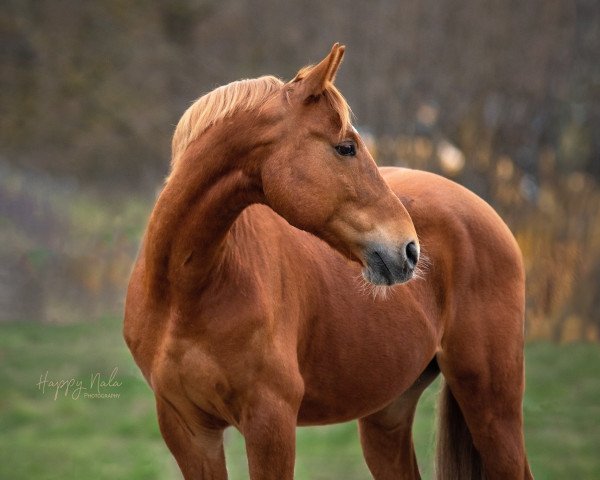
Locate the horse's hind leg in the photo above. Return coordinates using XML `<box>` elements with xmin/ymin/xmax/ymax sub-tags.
<box><xmin>358</xmin><ymin>359</ymin><xmax>439</xmax><ymax>480</ymax></box>
<box><xmin>156</xmin><ymin>396</ymin><xmax>228</xmax><ymax>480</ymax></box>
<box><xmin>437</xmin><ymin>305</ymin><xmax>533</xmax><ymax>479</ymax></box>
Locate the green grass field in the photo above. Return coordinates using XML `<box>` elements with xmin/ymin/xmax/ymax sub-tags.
<box><xmin>0</xmin><ymin>318</ymin><xmax>598</xmax><ymax>479</ymax></box>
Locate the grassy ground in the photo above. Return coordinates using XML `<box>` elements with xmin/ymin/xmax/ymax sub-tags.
<box><xmin>0</xmin><ymin>318</ymin><xmax>598</xmax><ymax>479</ymax></box>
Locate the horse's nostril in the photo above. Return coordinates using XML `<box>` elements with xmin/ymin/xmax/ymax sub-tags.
<box><xmin>405</xmin><ymin>241</ymin><xmax>419</xmax><ymax>269</ymax></box>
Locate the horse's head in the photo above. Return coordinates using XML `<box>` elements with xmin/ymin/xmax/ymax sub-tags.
<box><xmin>260</xmin><ymin>44</ymin><xmax>419</xmax><ymax>286</ymax></box>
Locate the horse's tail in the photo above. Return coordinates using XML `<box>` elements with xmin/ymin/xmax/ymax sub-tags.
<box><xmin>436</xmin><ymin>380</ymin><xmax>485</xmax><ymax>479</ymax></box>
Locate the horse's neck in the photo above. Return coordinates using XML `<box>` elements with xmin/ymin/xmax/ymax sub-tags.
<box><xmin>144</xmin><ymin>139</ymin><xmax>262</xmax><ymax>298</ymax></box>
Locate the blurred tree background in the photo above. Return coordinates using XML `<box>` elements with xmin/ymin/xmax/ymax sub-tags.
<box><xmin>1</xmin><ymin>0</ymin><xmax>599</xmax><ymax>340</ymax></box>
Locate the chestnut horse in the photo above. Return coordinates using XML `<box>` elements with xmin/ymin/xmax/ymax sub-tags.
<box><xmin>124</xmin><ymin>44</ymin><xmax>533</xmax><ymax>479</ymax></box>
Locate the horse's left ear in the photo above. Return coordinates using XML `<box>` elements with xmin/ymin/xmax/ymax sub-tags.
<box><xmin>290</xmin><ymin>43</ymin><xmax>346</xmax><ymax>100</ymax></box>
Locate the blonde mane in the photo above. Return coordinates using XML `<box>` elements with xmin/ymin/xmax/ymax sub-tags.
<box><xmin>171</xmin><ymin>76</ymin><xmax>283</xmax><ymax>168</ymax></box>
<box><xmin>170</xmin><ymin>73</ymin><xmax>352</xmax><ymax>170</ymax></box>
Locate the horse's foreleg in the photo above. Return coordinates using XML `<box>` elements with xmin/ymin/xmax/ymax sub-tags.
<box><xmin>241</xmin><ymin>387</ymin><xmax>301</xmax><ymax>480</ymax></box>
<box><xmin>156</xmin><ymin>396</ymin><xmax>228</xmax><ymax>480</ymax></box>
<box><xmin>358</xmin><ymin>360</ymin><xmax>439</xmax><ymax>480</ymax></box>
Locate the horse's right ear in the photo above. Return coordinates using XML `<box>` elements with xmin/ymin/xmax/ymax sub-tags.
<box><xmin>289</xmin><ymin>43</ymin><xmax>346</xmax><ymax>101</ymax></box>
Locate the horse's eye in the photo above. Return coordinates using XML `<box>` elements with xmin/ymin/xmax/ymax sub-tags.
<box><xmin>334</xmin><ymin>142</ymin><xmax>356</xmax><ymax>157</ymax></box>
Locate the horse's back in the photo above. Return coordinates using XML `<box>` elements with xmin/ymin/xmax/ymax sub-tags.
<box><xmin>382</xmin><ymin>167</ymin><xmax>523</xmax><ymax>287</ymax></box>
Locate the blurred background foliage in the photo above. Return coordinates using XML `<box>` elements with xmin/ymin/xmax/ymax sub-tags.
<box><xmin>0</xmin><ymin>0</ymin><xmax>599</xmax><ymax>337</ymax></box>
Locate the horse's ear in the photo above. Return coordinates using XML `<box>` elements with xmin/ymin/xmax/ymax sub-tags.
<box><xmin>290</xmin><ymin>43</ymin><xmax>346</xmax><ymax>100</ymax></box>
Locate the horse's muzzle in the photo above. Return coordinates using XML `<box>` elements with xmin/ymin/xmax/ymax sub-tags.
<box><xmin>362</xmin><ymin>241</ymin><xmax>419</xmax><ymax>285</ymax></box>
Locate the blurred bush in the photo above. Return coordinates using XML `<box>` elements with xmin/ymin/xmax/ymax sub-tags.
<box><xmin>0</xmin><ymin>162</ymin><xmax>152</xmax><ymax>322</ymax></box>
